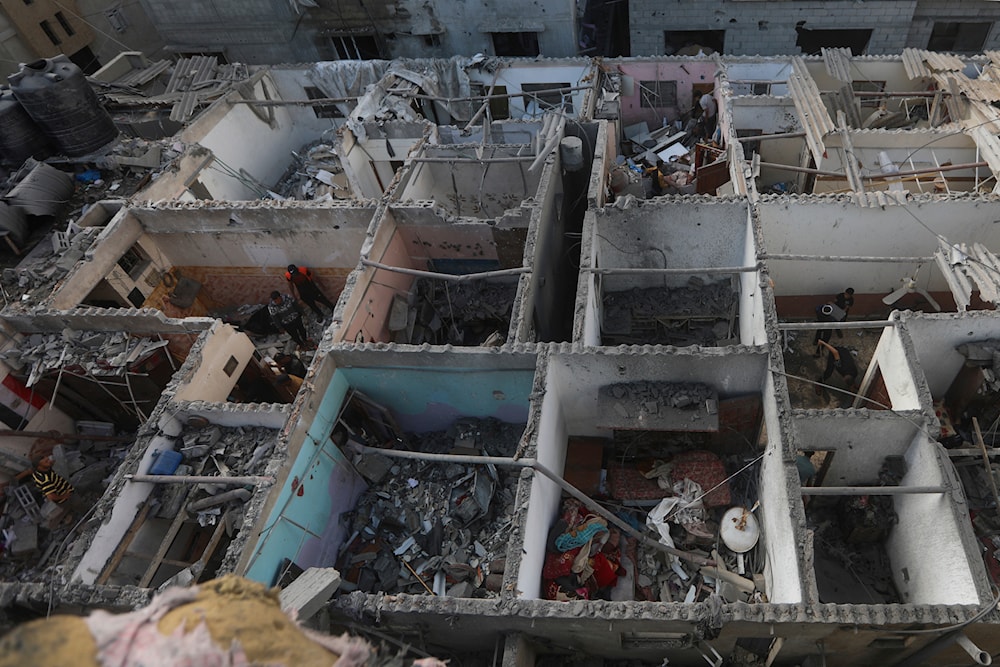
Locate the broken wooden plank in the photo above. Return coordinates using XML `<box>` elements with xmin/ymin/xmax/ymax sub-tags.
<box><xmin>96</xmin><ymin>499</ymin><xmax>153</xmax><ymax>585</ymax></box>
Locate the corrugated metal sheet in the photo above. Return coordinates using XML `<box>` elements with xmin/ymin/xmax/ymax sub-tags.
<box><xmin>821</xmin><ymin>47</ymin><xmax>853</xmax><ymax>82</ymax></box>
<box><xmin>901</xmin><ymin>49</ymin><xmax>930</xmax><ymax>80</ymax></box>
<box><xmin>902</xmin><ymin>48</ymin><xmax>964</xmax><ymax>79</ymax></box>
<box><xmin>787</xmin><ymin>57</ymin><xmax>834</xmax><ymax>168</ymax></box>
<box><xmin>955</xmin><ymin>75</ymin><xmax>1000</xmax><ymax>103</ymax></box>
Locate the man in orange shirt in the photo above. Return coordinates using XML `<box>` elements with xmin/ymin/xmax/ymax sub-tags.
<box><xmin>285</xmin><ymin>264</ymin><xmax>336</xmax><ymax>321</ymax></box>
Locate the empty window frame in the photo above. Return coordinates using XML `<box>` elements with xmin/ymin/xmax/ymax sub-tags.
<box><xmin>852</xmin><ymin>80</ymin><xmax>886</xmax><ymax>108</ymax></box>
<box><xmin>55</xmin><ymin>12</ymin><xmax>74</xmax><ymax>36</ymax></box>
<box><xmin>638</xmin><ymin>80</ymin><xmax>678</xmax><ymax>109</ymax></box>
<box><xmin>304</xmin><ymin>86</ymin><xmax>344</xmax><ymax>118</ymax></box>
<box><xmin>521</xmin><ymin>82</ymin><xmax>572</xmax><ymax>112</ymax></box>
<box><xmin>664</xmin><ymin>30</ymin><xmax>725</xmax><ymax>55</ymax></box>
<box><xmin>330</xmin><ymin>34</ymin><xmax>382</xmax><ymax>60</ymax></box>
<box><xmin>117</xmin><ymin>244</ymin><xmax>149</xmax><ymax>279</ymax></box>
<box><xmin>927</xmin><ymin>22</ymin><xmax>991</xmax><ymax>54</ymax></box>
<box><xmin>39</xmin><ymin>20</ymin><xmax>60</xmax><ymax>45</ymax></box>
<box><xmin>491</xmin><ymin>31</ymin><xmax>540</xmax><ymax>57</ymax></box>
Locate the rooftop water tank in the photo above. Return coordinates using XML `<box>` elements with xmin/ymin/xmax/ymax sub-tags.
<box><xmin>0</xmin><ymin>86</ymin><xmax>50</xmax><ymax>166</ymax></box>
<box><xmin>8</xmin><ymin>55</ymin><xmax>118</xmax><ymax>157</ymax></box>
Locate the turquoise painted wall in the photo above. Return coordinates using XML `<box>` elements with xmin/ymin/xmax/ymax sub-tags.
<box><xmin>244</xmin><ymin>364</ymin><xmax>535</xmax><ymax>584</ymax></box>
<box><xmin>244</xmin><ymin>371</ymin><xmax>366</xmax><ymax>585</ymax></box>
<box><xmin>340</xmin><ymin>366</ymin><xmax>534</xmax><ymax>432</ymax></box>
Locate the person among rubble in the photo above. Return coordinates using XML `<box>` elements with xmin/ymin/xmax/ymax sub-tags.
<box><xmin>274</xmin><ymin>353</ymin><xmax>307</xmax><ymax>379</ymax></box>
<box><xmin>267</xmin><ymin>291</ymin><xmax>312</xmax><ymax>350</ymax></box>
<box><xmin>698</xmin><ymin>91</ymin><xmax>717</xmax><ymax>137</ymax></box>
<box><xmin>834</xmin><ymin>287</ymin><xmax>855</xmax><ymax>338</ymax></box>
<box><xmin>817</xmin><ymin>339</ymin><xmax>860</xmax><ymax>391</ymax></box>
<box><xmin>285</xmin><ymin>264</ymin><xmax>336</xmax><ymax>321</ymax></box>
<box><xmin>16</xmin><ymin>455</ymin><xmax>74</xmax><ymax>504</ymax></box>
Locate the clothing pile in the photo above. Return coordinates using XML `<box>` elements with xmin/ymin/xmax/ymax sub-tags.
<box><xmin>542</xmin><ymin>498</ymin><xmax>636</xmax><ymax>601</ymax></box>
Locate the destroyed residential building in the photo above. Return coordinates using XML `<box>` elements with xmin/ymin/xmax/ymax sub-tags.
<box><xmin>7</xmin><ymin>49</ymin><xmax>1000</xmax><ymax>667</ymax></box>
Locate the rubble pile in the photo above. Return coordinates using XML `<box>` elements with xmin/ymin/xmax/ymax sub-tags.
<box><xmin>602</xmin><ymin>280</ymin><xmax>736</xmax><ymax>346</ymax></box>
<box><xmin>600</xmin><ymin>381</ymin><xmax>716</xmax><ymax>418</ymax></box>
<box><xmin>150</xmin><ymin>421</ymin><xmax>276</xmax><ymax>530</ymax></box>
<box><xmin>398</xmin><ymin>279</ymin><xmax>517</xmax><ymax>346</ymax></box>
<box><xmin>338</xmin><ymin>418</ymin><xmax>523</xmax><ymax>598</ymax></box>
<box><xmin>0</xmin><ymin>226</ymin><xmax>102</xmax><ymax>305</ymax></box>
<box><xmin>0</xmin><ymin>422</ymin><xmax>126</xmax><ymax>581</ymax></box>
<box><xmin>273</xmin><ymin>143</ymin><xmax>348</xmax><ymax>201</ymax></box>
<box><xmin>0</xmin><ymin>330</ymin><xmax>168</xmax><ymax>387</ymax></box>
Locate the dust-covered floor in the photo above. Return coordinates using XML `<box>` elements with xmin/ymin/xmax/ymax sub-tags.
<box><xmin>781</xmin><ymin>326</ymin><xmax>882</xmax><ymax>410</ymax></box>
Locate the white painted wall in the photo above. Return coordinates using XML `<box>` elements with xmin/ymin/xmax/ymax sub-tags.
<box><xmin>886</xmin><ymin>434</ymin><xmax>981</xmax><ymax>605</ymax></box>
<box><xmin>183</xmin><ymin>74</ymin><xmax>332</xmax><ymax>200</ymax></box>
<box><xmin>73</xmin><ymin>413</ymin><xmax>184</xmax><ymax>584</ymax></box>
<box><xmin>902</xmin><ymin>311</ymin><xmax>1000</xmax><ymax>398</ymax></box>
<box><xmin>547</xmin><ymin>350</ymin><xmax>768</xmax><ymax>437</ymax></box>
<box><xmin>870</xmin><ymin>325</ymin><xmax>923</xmax><ymax>411</ymax></box>
<box><xmin>793</xmin><ymin>412</ymin><xmax>919</xmax><ymax>485</ymax></box>
<box><xmin>594</xmin><ymin>200</ymin><xmax>749</xmax><ymax>292</ymax></box>
<box><xmin>758</xmin><ymin>199</ymin><xmax>1000</xmax><ymax>296</ymax></box>
<box><xmin>759</xmin><ymin>379</ymin><xmax>804</xmax><ymax>603</ymax></box>
<box><xmin>467</xmin><ymin>64</ymin><xmax>593</xmax><ymax>119</ymax></box>
<box><xmin>516</xmin><ymin>374</ymin><xmax>568</xmax><ymax>600</ymax></box>
<box><xmin>724</xmin><ymin>62</ymin><xmax>791</xmax><ymax>96</ymax></box>
<box><xmin>740</xmin><ymin>209</ymin><xmax>768</xmax><ymax>346</ymax></box>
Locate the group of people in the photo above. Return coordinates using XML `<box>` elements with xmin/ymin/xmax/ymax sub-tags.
<box><xmin>266</xmin><ymin>264</ymin><xmax>336</xmax><ymax>350</ymax></box>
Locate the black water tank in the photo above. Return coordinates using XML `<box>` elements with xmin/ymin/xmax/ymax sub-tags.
<box><xmin>0</xmin><ymin>86</ymin><xmax>50</xmax><ymax>166</ymax></box>
<box><xmin>8</xmin><ymin>55</ymin><xmax>118</xmax><ymax>157</ymax></box>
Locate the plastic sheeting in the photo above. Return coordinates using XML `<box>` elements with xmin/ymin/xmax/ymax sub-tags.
<box><xmin>5</xmin><ymin>159</ymin><xmax>73</xmax><ymax>216</ymax></box>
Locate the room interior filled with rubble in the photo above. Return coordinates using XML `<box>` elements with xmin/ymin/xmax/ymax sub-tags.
<box><xmin>4</xmin><ymin>48</ymin><xmax>1000</xmax><ymax>666</ymax></box>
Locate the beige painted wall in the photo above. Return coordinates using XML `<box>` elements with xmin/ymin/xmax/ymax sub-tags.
<box><xmin>171</xmin><ymin>324</ymin><xmax>254</xmax><ymax>403</ymax></box>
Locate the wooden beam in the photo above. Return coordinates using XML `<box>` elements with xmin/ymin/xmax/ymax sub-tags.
<box><xmin>193</xmin><ymin>518</ymin><xmax>229</xmax><ymax>583</ymax></box>
<box><xmin>96</xmin><ymin>499</ymin><xmax>153</xmax><ymax>585</ymax></box>
<box><xmin>138</xmin><ymin>491</ymin><xmax>195</xmax><ymax>588</ymax></box>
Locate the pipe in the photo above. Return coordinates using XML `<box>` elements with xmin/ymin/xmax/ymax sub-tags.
<box><xmin>360</xmin><ymin>259</ymin><xmax>530</xmax><ymax>282</ymax></box>
<box><xmin>350</xmin><ymin>443</ymin><xmax>714</xmax><ymax>566</ymax></box>
<box><xmin>187</xmin><ymin>488</ymin><xmax>253</xmax><ymax>512</ymax></box>
<box><xmin>801</xmin><ymin>486</ymin><xmax>947</xmax><ymax>496</ymax></box>
<box><xmin>895</xmin><ymin>631</ymin><xmax>991</xmax><ymax>667</ymax></box>
<box><xmin>956</xmin><ymin>634</ymin><xmax>992</xmax><ymax>666</ymax></box>
<box><xmin>777</xmin><ymin>320</ymin><xmax>895</xmax><ymax>331</ymax></box>
<box><xmin>763</xmin><ymin>254</ymin><xmax>933</xmax><ymax>263</ymax></box>
<box><xmin>127</xmin><ymin>474</ymin><xmax>274</xmax><ymax>486</ymax></box>
<box><xmin>582</xmin><ymin>265</ymin><xmax>758</xmax><ymax>275</ymax></box>
<box><xmin>408</xmin><ymin>156</ymin><xmax>537</xmax><ymax>164</ymax></box>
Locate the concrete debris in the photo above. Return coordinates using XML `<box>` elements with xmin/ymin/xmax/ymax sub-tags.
<box><xmin>0</xmin><ymin>225</ymin><xmax>102</xmax><ymax>305</ymax></box>
<box><xmin>397</xmin><ymin>279</ymin><xmax>517</xmax><ymax>346</ymax></box>
<box><xmin>957</xmin><ymin>339</ymin><xmax>1000</xmax><ymax>392</ymax></box>
<box><xmin>0</xmin><ymin>331</ymin><xmax>169</xmax><ymax>387</ymax></box>
<box><xmin>602</xmin><ymin>281</ymin><xmax>737</xmax><ymax>346</ymax></box>
<box><xmin>274</xmin><ymin>142</ymin><xmax>348</xmax><ymax>201</ymax></box>
<box><xmin>601</xmin><ymin>381</ymin><xmax>716</xmax><ymax>414</ymax></box>
<box><xmin>338</xmin><ymin>418</ymin><xmax>522</xmax><ymax>598</ymax></box>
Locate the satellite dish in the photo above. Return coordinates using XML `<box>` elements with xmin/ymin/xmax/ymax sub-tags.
<box><xmin>883</xmin><ymin>265</ymin><xmax>942</xmax><ymax>311</ymax></box>
<box><xmin>720</xmin><ymin>505</ymin><xmax>760</xmax><ymax>574</ymax></box>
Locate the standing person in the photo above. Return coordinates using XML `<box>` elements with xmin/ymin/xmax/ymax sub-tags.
<box><xmin>834</xmin><ymin>287</ymin><xmax>855</xmax><ymax>338</ymax></box>
<box><xmin>699</xmin><ymin>92</ymin><xmax>717</xmax><ymax>138</ymax></box>
<box><xmin>267</xmin><ymin>291</ymin><xmax>312</xmax><ymax>349</ymax></box>
<box><xmin>285</xmin><ymin>264</ymin><xmax>336</xmax><ymax>320</ymax></box>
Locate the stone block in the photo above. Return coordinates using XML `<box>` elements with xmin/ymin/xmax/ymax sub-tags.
<box><xmin>279</xmin><ymin>567</ymin><xmax>341</xmax><ymax>621</ymax></box>
<box><xmin>10</xmin><ymin>522</ymin><xmax>38</xmax><ymax>558</ymax></box>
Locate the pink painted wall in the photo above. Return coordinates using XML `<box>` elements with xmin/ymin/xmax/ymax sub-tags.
<box><xmin>615</xmin><ymin>61</ymin><xmax>717</xmax><ymax>127</ymax></box>
<box><xmin>342</xmin><ymin>229</ymin><xmax>416</xmax><ymax>344</ymax></box>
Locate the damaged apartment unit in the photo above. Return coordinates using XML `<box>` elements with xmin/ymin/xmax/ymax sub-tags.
<box><xmin>6</xmin><ymin>49</ymin><xmax>1000</xmax><ymax>667</ymax></box>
